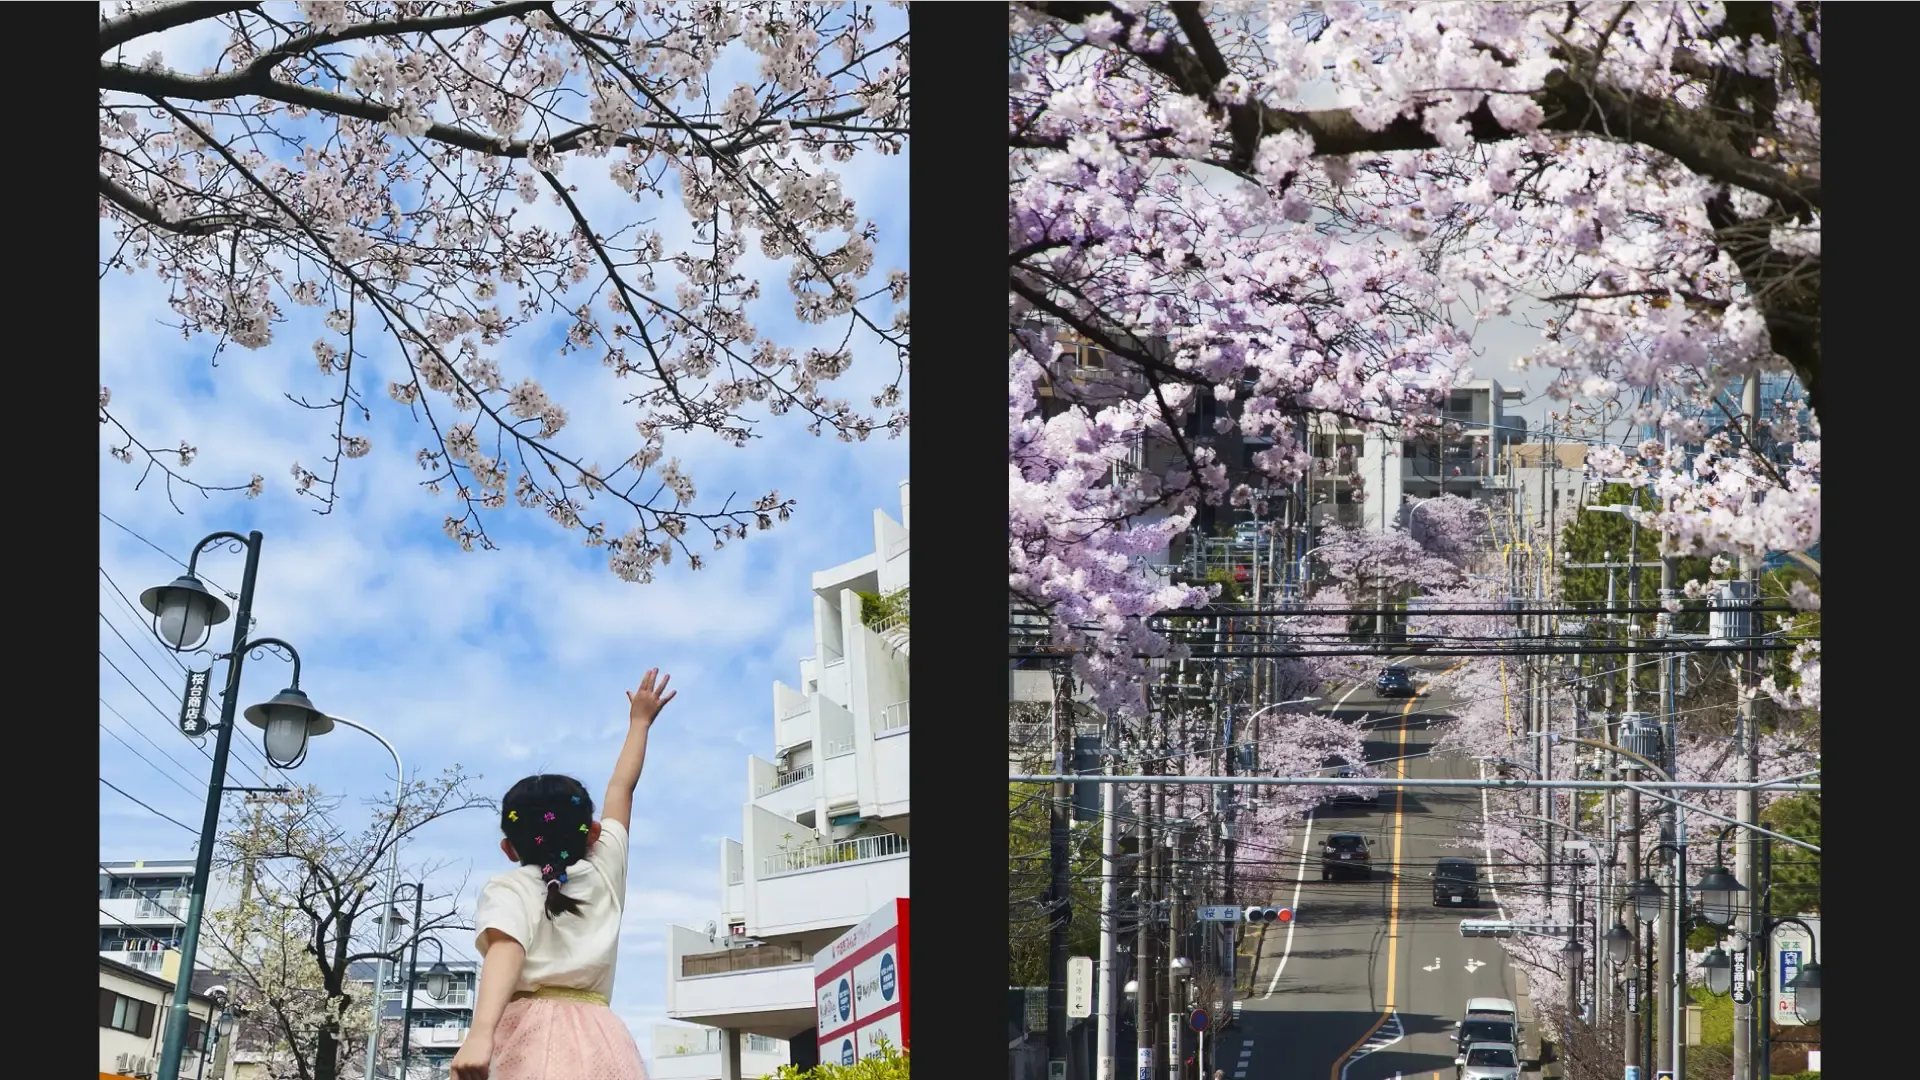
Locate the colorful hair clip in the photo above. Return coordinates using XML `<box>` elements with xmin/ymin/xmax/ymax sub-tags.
<box><xmin>560</xmin><ymin>850</ymin><xmax>569</xmax><ymax>859</ymax></box>
<box><xmin>507</xmin><ymin>810</ymin><xmax>518</xmax><ymax>822</ymax></box>
<box><xmin>578</xmin><ymin>823</ymin><xmax>589</xmax><ymax>833</ymax></box>
<box><xmin>571</xmin><ymin>795</ymin><xmax>582</xmax><ymax>805</ymax></box>
<box><xmin>534</xmin><ymin>835</ymin><xmax>544</xmax><ymax>845</ymax></box>
<box><xmin>558</xmin><ymin>871</ymin><xmax>568</xmax><ymax>884</ymax></box>
<box><xmin>544</xmin><ymin>811</ymin><xmax>556</xmax><ymax>822</ymax></box>
<box><xmin>541</xmin><ymin>864</ymin><xmax>553</xmax><ymax>876</ymax></box>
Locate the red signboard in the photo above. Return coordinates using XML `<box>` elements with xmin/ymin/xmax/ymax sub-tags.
<box><xmin>814</xmin><ymin>898</ymin><xmax>910</xmax><ymax>1066</ymax></box>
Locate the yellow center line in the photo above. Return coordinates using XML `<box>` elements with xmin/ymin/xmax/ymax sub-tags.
<box><xmin>1329</xmin><ymin>661</ymin><xmax>1466</xmax><ymax>1080</ymax></box>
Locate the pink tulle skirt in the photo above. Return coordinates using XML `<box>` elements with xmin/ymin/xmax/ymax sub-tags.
<box><xmin>491</xmin><ymin>997</ymin><xmax>648</xmax><ymax>1080</ymax></box>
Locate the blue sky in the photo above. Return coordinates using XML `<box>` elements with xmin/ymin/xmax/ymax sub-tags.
<box><xmin>99</xmin><ymin>6</ymin><xmax>907</xmax><ymax>1065</ymax></box>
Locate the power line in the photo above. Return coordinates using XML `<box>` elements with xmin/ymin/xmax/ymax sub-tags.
<box><xmin>99</xmin><ymin>511</ymin><xmax>235</xmax><ymax>598</ymax></box>
<box><xmin>101</xmin><ymin>722</ymin><xmax>205</xmax><ymax>803</ymax></box>
<box><xmin>101</xmin><ymin>775</ymin><xmax>199</xmax><ymax>835</ymax></box>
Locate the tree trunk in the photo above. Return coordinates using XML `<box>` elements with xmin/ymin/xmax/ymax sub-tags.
<box><xmin>315</xmin><ymin>1026</ymin><xmax>340</xmax><ymax>1080</ymax></box>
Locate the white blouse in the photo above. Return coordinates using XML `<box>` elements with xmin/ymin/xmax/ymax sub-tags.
<box><xmin>473</xmin><ymin>818</ymin><xmax>631</xmax><ymax>999</ymax></box>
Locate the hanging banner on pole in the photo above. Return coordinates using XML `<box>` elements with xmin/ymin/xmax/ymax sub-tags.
<box><xmin>178</xmin><ymin>668</ymin><xmax>212</xmax><ymax>736</ymax></box>
<box><xmin>1771</xmin><ymin>917</ymin><xmax>1818</xmax><ymax>1027</ymax></box>
<box><xmin>1730</xmin><ymin>949</ymin><xmax>1750</xmax><ymax>1005</ymax></box>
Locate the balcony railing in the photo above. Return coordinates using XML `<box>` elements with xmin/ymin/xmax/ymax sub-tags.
<box><xmin>823</xmin><ymin>734</ymin><xmax>856</xmax><ymax>758</ymax></box>
<box><xmin>679</xmin><ymin>943</ymin><xmax>807</xmax><ymax>978</ymax></box>
<box><xmin>384</xmin><ymin>987</ymin><xmax>472</xmax><ymax>1008</ymax></box>
<box><xmin>660</xmin><ymin>1031</ymin><xmax>786</xmax><ymax>1056</ymax></box>
<box><xmin>773</xmin><ymin>764</ymin><xmax>813</xmax><ymax>789</ymax></box>
<box><xmin>762</xmin><ymin>832</ymin><xmax>908</xmax><ymax>878</ymax></box>
<box><xmin>137</xmin><ymin>896</ymin><xmax>188</xmax><ymax>919</ymax></box>
<box><xmin>107</xmin><ymin>949</ymin><xmax>166</xmax><ymax>973</ymax></box>
<box><xmin>875</xmin><ymin>701</ymin><xmax>909</xmax><ymax>736</ymax></box>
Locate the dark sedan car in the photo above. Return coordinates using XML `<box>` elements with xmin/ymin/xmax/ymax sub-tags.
<box><xmin>1320</xmin><ymin>832</ymin><xmax>1373</xmax><ymax>881</ymax></box>
<box><xmin>1376</xmin><ymin>665</ymin><xmax>1417</xmax><ymax>697</ymax></box>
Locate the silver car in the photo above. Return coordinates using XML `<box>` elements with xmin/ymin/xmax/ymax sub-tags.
<box><xmin>1455</xmin><ymin>1041</ymin><xmax>1519</xmax><ymax>1080</ymax></box>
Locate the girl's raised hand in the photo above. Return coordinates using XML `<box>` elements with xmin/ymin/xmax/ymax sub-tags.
<box><xmin>626</xmin><ymin>668</ymin><xmax>676</xmax><ymax>726</ymax></box>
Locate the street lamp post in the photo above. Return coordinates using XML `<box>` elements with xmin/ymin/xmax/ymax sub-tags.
<box><xmin>143</xmin><ymin>532</ymin><xmax>332</xmax><ymax>1080</ymax></box>
<box><xmin>384</xmin><ymin>881</ymin><xmax>452</xmax><ymax>1080</ymax></box>
<box><xmin>328</xmin><ymin>715</ymin><xmax>408</xmax><ymax>1080</ymax></box>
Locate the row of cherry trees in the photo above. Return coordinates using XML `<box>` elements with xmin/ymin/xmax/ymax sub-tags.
<box><xmin>1009</xmin><ymin>0</ymin><xmax>1821</xmax><ymax>717</ymax></box>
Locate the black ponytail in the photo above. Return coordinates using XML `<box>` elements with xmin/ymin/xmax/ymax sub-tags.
<box><xmin>500</xmin><ymin>774</ymin><xmax>595</xmax><ymax>919</ymax></box>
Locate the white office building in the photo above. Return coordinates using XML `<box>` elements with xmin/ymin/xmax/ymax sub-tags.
<box><xmin>663</xmin><ymin>481</ymin><xmax>911</xmax><ymax>1080</ymax></box>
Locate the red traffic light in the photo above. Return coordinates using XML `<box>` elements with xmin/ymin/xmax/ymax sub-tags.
<box><xmin>1275</xmin><ymin>908</ymin><xmax>1293</xmax><ymax>923</ymax></box>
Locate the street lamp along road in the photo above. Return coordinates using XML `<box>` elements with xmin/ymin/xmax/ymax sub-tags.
<box><xmin>140</xmin><ymin>530</ymin><xmax>335</xmax><ymax>1080</ymax></box>
<box><xmin>1603</xmin><ymin>923</ymin><xmax>1634</xmax><ymax>966</ymax></box>
<box><xmin>1692</xmin><ymin>824</ymin><xmax>1750</xmax><ymax>928</ymax></box>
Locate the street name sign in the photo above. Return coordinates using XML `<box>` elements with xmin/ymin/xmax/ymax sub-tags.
<box><xmin>178</xmin><ymin>668</ymin><xmax>212</xmax><ymax>736</ymax></box>
<box><xmin>1066</xmin><ymin>956</ymin><xmax>1093</xmax><ymax>1019</ymax></box>
<box><xmin>1198</xmin><ymin>905</ymin><xmax>1241</xmax><ymax>922</ymax></box>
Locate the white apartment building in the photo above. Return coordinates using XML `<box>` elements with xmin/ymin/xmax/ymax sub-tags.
<box><xmin>663</xmin><ymin>481</ymin><xmax>911</xmax><ymax>1080</ymax></box>
<box><xmin>1324</xmin><ymin>379</ymin><xmax>1530</xmax><ymax>531</ymax></box>
<box><xmin>100</xmin><ymin>860</ymin><xmax>197</xmax><ymax>975</ymax></box>
<box><xmin>346</xmin><ymin>956</ymin><xmax>483</xmax><ymax>1080</ymax></box>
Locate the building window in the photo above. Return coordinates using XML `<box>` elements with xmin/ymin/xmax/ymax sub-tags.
<box><xmin>100</xmin><ymin>989</ymin><xmax>156</xmax><ymax>1037</ymax></box>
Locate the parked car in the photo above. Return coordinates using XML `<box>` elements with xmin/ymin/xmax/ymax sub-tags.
<box><xmin>1432</xmin><ymin>857</ymin><xmax>1481</xmax><ymax>907</ymax></box>
<box><xmin>1376</xmin><ymin>665</ymin><xmax>1417</xmax><ymax>697</ymax></box>
<box><xmin>1320</xmin><ymin>832</ymin><xmax>1372</xmax><ymax>881</ymax></box>
<box><xmin>1455</xmin><ymin>1042</ymin><xmax>1520</xmax><ymax>1080</ymax></box>
<box><xmin>1319</xmin><ymin>756</ymin><xmax>1379</xmax><ymax>807</ymax></box>
<box><xmin>1232</xmin><ymin>521</ymin><xmax>1267</xmax><ymax>548</ymax></box>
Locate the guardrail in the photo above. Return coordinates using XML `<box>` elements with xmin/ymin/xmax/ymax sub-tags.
<box><xmin>762</xmin><ymin>832</ymin><xmax>909</xmax><ymax>878</ymax></box>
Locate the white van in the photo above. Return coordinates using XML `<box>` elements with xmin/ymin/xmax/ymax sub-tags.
<box><xmin>1464</xmin><ymin>997</ymin><xmax>1517</xmax><ymax>1022</ymax></box>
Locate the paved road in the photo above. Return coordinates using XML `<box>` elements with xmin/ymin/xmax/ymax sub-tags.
<box><xmin>1217</xmin><ymin>665</ymin><xmax>1529</xmax><ymax>1080</ymax></box>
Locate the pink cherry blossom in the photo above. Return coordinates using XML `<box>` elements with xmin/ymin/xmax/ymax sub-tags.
<box><xmin>100</xmin><ymin>2</ymin><xmax>909</xmax><ymax>580</ymax></box>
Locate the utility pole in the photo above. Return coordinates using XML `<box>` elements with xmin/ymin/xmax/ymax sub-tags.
<box><xmin>1049</xmin><ymin>665</ymin><xmax>1074</xmax><ymax>1080</ymax></box>
<box><xmin>1167</xmin><ymin>820</ymin><xmax>1188</xmax><ymax>1080</ymax></box>
<box><xmin>1733</xmin><ymin>375</ymin><xmax>1763</xmax><ymax>1080</ymax></box>
<box><xmin>1138</xmin><ymin>746</ymin><xmax>1159</xmax><ymax>1080</ymax></box>
<box><xmin>1098</xmin><ymin>732</ymin><xmax>1120</xmax><ymax>1080</ymax></box>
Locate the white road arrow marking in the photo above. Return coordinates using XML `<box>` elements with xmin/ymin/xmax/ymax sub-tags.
<box><xmin>1464</xmin><ymin>958</ymin><xmax>1486</xmax><ymax>973</ymax></box>
<box><xmin>1423</xmin><ymin>957</ymin><xmax>1442</xmax><ymax>971</ymax></box>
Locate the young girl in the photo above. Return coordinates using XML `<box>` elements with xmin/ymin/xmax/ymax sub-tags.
<box><xmin>451</xmin><ymin>669</ymin><xmax>676</xmax><ymax>1080</ymax></box>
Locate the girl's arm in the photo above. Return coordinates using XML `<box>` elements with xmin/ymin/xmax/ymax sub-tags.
<box><xmin>604</xmin><ymin>668</ymin><xmax>674</xmax><ymax>828</ymax></box>
<box><xmin>450</xmin><ymin>930</ymin><xmax>525</xmax><ymax>1079</ymax></box>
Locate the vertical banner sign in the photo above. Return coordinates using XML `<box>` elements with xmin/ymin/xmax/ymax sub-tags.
<box><xmin>178</xmin><ymin>668</ymin><xmax>212</xmax><ymax>737</ymax></box>
<box><xmin>1625</xmin><ymin>978</ymin><xmax>1637</xmax><ymax>1012</ymax></box>
<box><xmin>1730</xmin><ymin>949</ymin><xmax>1750</xmax><ymax>1005</ymax></box>
<box><xmin>815</xmin><ymin>898</ymin><xmax>909</xmax><ymax>1061</ymax></box>
<box><xmin>1168</xmin><ymin>1013</ymin><xmax>1180</xmax><ymax>1080</ymax></box>
<box><xmin>1137</xmin><ymin>1047</ymin><xmax>1152</xmax><ymax>1080</ymax></box>
<box><xmin>1771</xmin><ymin>917</ymin><xmax>1817</xmax><ymax>1027</ymax></box>
<box><xmin>1066</xmin><ymin>956</ymin><xmax>1093</xmax><ymax>1019</ymax></box>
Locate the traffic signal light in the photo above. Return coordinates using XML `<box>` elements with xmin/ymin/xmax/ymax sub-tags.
<box><xmin>1244</xmin><ymin>907</ymin><xmax>1293</xmax><ymax>925</ymax></box>
<box><xmin>1460</xmin><ymin>919</ymin><xmax>1515</xmax><ymax>938</ymax></box>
